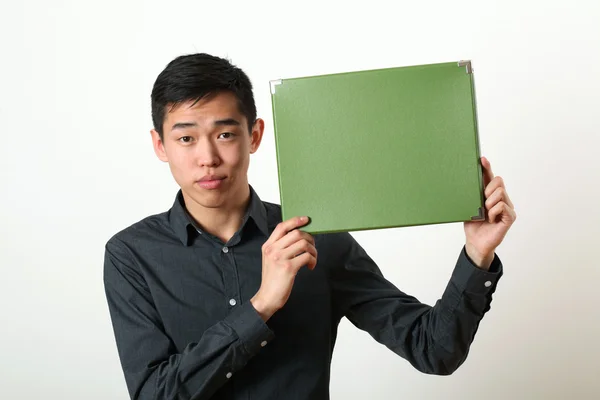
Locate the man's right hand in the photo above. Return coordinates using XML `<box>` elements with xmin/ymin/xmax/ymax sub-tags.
<box><xmin>250</xmin><ymin>216</ymin><xmax>317</xmax><ymax>321</ymax></box>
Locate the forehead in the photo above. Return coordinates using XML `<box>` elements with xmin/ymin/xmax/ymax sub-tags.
<box><xmin>165</xmin><ymin>91</ymin><xmax>247</xmax><ymax>128</ymax></box>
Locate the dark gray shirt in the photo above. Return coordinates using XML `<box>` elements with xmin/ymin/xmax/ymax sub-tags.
<box><xmin>103</xmin><ymin>186</ymin><xmax>503</xmax><ymax>400</ymax></box>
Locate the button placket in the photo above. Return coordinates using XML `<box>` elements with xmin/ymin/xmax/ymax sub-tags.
<box><xmin>221</xmin><ymin>245</ymin><xmax>241</xmax><ymax>310</ymax></box>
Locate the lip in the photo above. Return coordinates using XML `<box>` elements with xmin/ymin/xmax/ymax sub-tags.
<box><xmin>196</xmin><ymin>175</ymin><xmax>226</xmax><ymax>190</ymax></box>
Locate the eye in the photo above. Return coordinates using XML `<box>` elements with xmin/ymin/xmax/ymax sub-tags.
<box><xmin>218</xmin><ymin>132</ymin><xmax>234</xmax><ymax>140</ymax></box>
<box><xmin>178</xmin><ymin>136</ymin><xmax>193</xmax><ymax>143</ymax></box>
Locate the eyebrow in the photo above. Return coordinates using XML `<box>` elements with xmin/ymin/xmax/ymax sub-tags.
<box><xmin>214</xmin><ymin>118</ymin><xmax>241</xmax><ymax>127</ymax></box>
<box><xmin>171</xmin><ymin>118</ymin><xmax>241</xmax><ymax>131</ymax></box>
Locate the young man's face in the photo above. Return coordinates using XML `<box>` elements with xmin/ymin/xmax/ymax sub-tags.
<box><xmin>151</xmin><ymin>91</ymin><xmax>264</xmax><ymax>211</ymax></box>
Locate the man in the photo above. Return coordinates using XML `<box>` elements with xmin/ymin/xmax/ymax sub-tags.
<box><xmin>103</xmin><ymin>53</ymin><xmax>516</xmax><ymax>400</ymax></box>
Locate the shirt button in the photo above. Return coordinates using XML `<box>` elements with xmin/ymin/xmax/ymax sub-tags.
<box><xmin>229</xmin><ymin>298</ymin><xmax>237</xmax><ymax>306</ymax></box>
<box><xmin>484</xmin><ymin>280</ymin><xmax>492</xmax><ymax>287</ymax></box>
<box><xmin>226</xmin><ymin>372</ymin><xmax>232</xmax><ymax>379</ymax></box>
<box><xmin>261</xmin><ymin>340</ymin><xmax>268</xmax><ymax>347</ymax></box>
<box><xmin>222</xmin><ymin>246</ymin><xmax>229</xmax><ymax>253</ymax></box>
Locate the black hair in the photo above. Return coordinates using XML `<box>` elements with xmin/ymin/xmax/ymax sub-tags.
<box><xmin>151</xmin><ymin>53</ymin><xmax>257</xmax><ymax>139</ymax></box>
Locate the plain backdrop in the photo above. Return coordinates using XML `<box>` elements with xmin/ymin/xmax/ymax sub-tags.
<box><xmin>1</xmin><ymin>0</ymin><xmax>599</xmax><ymax>399</ymax></box>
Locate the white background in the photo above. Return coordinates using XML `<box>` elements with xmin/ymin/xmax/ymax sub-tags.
<box><xmin>1</xmin><ymin>0</ymin><xmax>599</xmax><ymax>399</ymax></box>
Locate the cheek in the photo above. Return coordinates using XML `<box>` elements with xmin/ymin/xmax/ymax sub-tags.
<box><xmin>166</xmin><ymin>148</ymin><xmax>194</xmax><ymax>177</ymax></box>
<box><xmin>224</xmin><ymin>144</ymin><xmax>248</xmax><ymax>168</ymax></box>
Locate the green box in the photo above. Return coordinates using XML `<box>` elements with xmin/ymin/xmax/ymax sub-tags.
<box><xmin>269</xmin><ymin>60</ymin><xmax>485</xmax><ymax>234</ymax></box>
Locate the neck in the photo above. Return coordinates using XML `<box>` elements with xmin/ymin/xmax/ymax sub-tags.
<box><xmin>184</xmin><ymin>184</ymin><xmax>251</xmax><ymax>244</ymax></box>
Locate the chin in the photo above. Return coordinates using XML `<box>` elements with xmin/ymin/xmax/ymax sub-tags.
<box><xmin>188</xmin><ymin>185</ymin><xmax>229</xmax><ymax>207</ymax></box>
<box><xmin>192</xmin><ymin>192</ymin><xmax>226</xmax><ymax>208</ymax></box>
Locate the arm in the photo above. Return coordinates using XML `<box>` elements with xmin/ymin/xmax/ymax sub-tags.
<box><xmin>328</xmin><ymin>233</ymin><xmax>502</xmax><ymax>375</ymax></box>
<box><xmin>103</xmin><ymin>238</ymin><xmax>274</xmax><ymax>400</ymax></box>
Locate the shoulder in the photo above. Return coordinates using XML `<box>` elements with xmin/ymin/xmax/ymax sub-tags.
<box><xmin>257</xmin><ymin>199</ymin><xmax>369</xmax><ymax>265</ymax></box>
<box><xmin>260</xmin><ymin>199</ymin><xmax>357</xmax><ymax>251</ymax></box>
<box><xmin>315</xmin><ymin>230</ymin><xmax>356</xmax><ymax>256</ymax></box>
<box><xmin>104</xmin><ymin>210</ymin><xmax>173</xmax><ymax>254</ymax></box>
<box><xmin>103</xmin><ymin>210</ymin><xmax>178</xmax><ymax>284</ymax></box>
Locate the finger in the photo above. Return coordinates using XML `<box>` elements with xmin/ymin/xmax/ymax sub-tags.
<box><xmin>290</xmin><ymin>251</ymin><xmax>318</xmax><ymax>271</ymax></box>
<box><xmin>264</xmin><ymin>216</ymin><xmax>309</xmax><ymax>247</ymax></box>
<box><xmin>282</xmin><ymin>239</ymin><xmax>317</xmax><ymax>260</ymax></box>
<box><xmin>487</xmin><ymin>201</ymin><xmax>503</xmax><ymax>223</ymax></box>
<box><xmin>485</xmin><ymin>186</ymin><xmax>514</xmax><ymax>210</ymax></box>
<box><xmin>484</xmin><ymin>176</ymin><xmax>506</xmax><ymax>199</ymax></box>
<box><xmin>276</xmin><ymin>229</ymin><xmax>315</xmax><ymax>251</ymax></box>
<box><xmin>481</xmin><ymin>156</ymin><xmax>495</xmax><ymax>188</ymax></box>
<box><xmin>487</xmin><ymin>201</ymin><xmax>515</xmax><ymax>224</ymax></box>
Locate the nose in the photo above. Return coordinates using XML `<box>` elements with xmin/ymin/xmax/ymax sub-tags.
<box><xmin>195</xmin><ymin>138</ymin><xmax>220</xmax><ymax>168</ymax></box>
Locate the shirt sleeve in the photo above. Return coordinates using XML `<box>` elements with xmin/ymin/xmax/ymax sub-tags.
<box><xmin>327</xmin><ymin>232</ymin><xmax>503</xmax><ymax>375</ymax></box>
<box><xmin>103</xmin><ymin>238</ymin><xmax>274</xmax><ymax>400</ymax></box>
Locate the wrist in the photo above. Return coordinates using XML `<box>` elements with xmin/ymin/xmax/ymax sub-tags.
<box><xmin>465</xmin><ymin>243</ymin><xmax>494</xmax><ymax>270</ymax></box>
<box><xmin>250</xmin><ymin>294</ymin><xmax>276</xmax><ymax>322</ymax></box>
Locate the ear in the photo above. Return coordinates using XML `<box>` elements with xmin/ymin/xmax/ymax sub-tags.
<box><xmin>151</xmin><ymin>129</ymin><xmax>169</xmax><ymax>162</ymax></box>
<box><xmin>249</xmin><ymin>118</ymin><xmax>265</xmax><ymax>154</ymax></box>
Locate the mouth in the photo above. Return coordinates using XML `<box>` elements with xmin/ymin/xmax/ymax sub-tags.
<box><xmin>196</xmin><ymin>175</ymin><xmax>226</xmax><ymax>190</ymax></box>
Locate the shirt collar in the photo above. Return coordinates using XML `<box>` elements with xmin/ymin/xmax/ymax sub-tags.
<box><xmin>168</xmin><ymin>185</ymin><xmax>269</xmax><ymax>246</ymax></box>
<box><xmin>242</xmin><ymin>185</ymin><xmax>270</xmax><ymax>237</ymax></box>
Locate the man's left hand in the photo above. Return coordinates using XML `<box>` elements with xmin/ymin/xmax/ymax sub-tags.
<box><xmin>464</xmin><ymin>157</ymin><xmax>517</xmax><ymax>270</ymax></box>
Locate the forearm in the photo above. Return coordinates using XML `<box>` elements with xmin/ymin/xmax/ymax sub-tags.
<box><xmin>112</xmin><ymin>301</ymin><xmax>274</xmax><ymax>400</ymax></box>
<box><xmin>136</xmin><ymin>328</ymin><xmax>238</xmax><ymax>400</ymax></box>
<box><xmin>397</xmin><ymin>247</ymin><xmax>502</xmax><ymax>374</ymax></box>
<box><xmin>335</xmin><ymin>241</ymin><xmax>503</xmax><ymax>376</ymax></box>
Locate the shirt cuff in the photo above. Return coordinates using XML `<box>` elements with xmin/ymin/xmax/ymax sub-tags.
<box><xmin>224</xmin><ymin>301</ymin><xmax>275</xmax><ymax>358</ymax></box>
<box><xmin>450</xmin><ymin>246</ymin><xmax>504</xmax><ymax>294</ymax></box>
